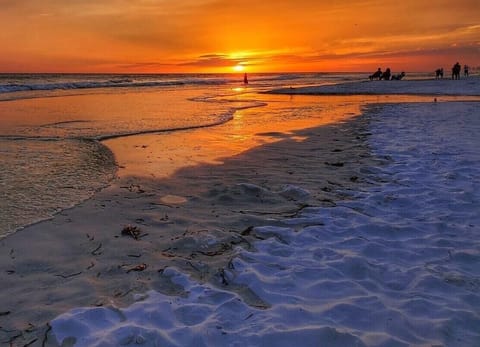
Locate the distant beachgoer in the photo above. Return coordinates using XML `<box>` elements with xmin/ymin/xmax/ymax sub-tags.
<box><xmin>452</xmin><ymin>62</ymin><xmax>461</xmax><ymax>80</ymax></box>
<box><xmin>391</xmin><ymin>72</ymin><xmax>406</xmax><ymax>80</ymax></box>
<box><xmin>464</xmin><ymin>65</ymin><xmax>469</xmax><ymax>77</ymax></box>
<box><xmin>369</xmin><ymin>68</ymin><xmax>382</xmax><ymax>80</ymax></box>
<box><xmin>243</xmin><ymin>73</ymin><xmax>248</xmax><ymax>84</ymax></box>
<box><xmin>381</xmin><ymin>68</ymin><xmax>391</xmax><ymax>80</ymax></box>
<box><xmin>435</xmin><ymin>68</ymin><xmax>444</xmax><ymax>79</ymax></box>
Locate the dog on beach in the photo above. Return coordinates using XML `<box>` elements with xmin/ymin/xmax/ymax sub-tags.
<box><xmin>391</xmin><ymin>72</ymin><xmax>406</xmax><ymax>80</ymax></box>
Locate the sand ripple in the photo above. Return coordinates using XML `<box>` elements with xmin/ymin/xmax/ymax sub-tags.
<box><xmin>51</xmin><ymin>102</ymin><xmax>480</xmax><ymax>346</ymax></box>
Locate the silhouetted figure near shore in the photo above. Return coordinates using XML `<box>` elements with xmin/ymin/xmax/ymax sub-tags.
<box><xmin>369</xmin><ymin>68</ymin><xmax>382</xmax><ymax>80</ymax></box>
<box><xmin>243</xmin><ymin>73</ymin><xmax>248</xmax><ymax>84</ymax></box>
<box><xmin>381</xmin><ymin>68</ymin><xmax>391</xmax><ymax>80</ymax></box>
<box><xmin>464</xmin><ymin>65</ymin><xmax>469</xmax><ymax>77</ymax></box>
<box><xmin>452</xmin><ymin>62</ymin><xmax>461</xmax><ymax>80</ymax></box>
<box><xmin>435</xmin><ymin>68</ymin><xmax>444</xmax><ymax>79</ymax></box>
<box><xmin>391</xmin><ymin>72</ymin><xmax>405</xmax><ymax>80</ymax></box>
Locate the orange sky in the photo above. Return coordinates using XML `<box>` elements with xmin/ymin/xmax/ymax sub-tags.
<box><xmin>0</xmin><ymin>0</ymin><xmax>479</xmax><ymax>73</ymax></box>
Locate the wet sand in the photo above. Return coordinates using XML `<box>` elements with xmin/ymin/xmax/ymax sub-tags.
<box><xmin>49</xmin><ymin>100</ymin><xmax>480</xmax><ymax>347</ymax></box>
<box><xmin>0</xmin><ymin>99</ymin><xmax>375</xmax><ymax>345</ymax></box>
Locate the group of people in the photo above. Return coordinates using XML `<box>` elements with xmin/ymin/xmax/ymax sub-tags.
<box><xmin>370</xmin><ymin>62</ymin><xmax>471</xmax><ymax>81</ymax></box>
<box><xmin>369</xmin><ymin>68</ymin><xmax>405</xmax><ymax>81</ymax></box>
<box><xmin>436</xmin><ymin>63</ymin><xmax>469</xmax><ymax>79</ymax></box>
<box><xmin>452</xmin><ymin>62</ymin><xmax>462</xmax><ymax>79</ymax></box>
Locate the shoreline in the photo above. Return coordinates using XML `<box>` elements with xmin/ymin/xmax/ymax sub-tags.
<box><xmin>267</xmin><ymin>75</ymin><xmax>480</xmax><ymax>96</ymax></box>
<box><xmin>5</xmin><ymin>91</ymin><xmax>477</xmax><ymax>240</ymax></box>
<box><xmin>49</xmin><ymin>99</ymin><xmax>480</xmax><ymax>346</ymax></box>
<box><xmin>0</xmin><ymin>97</ymin><xmax>375</xmax><ymax>345</ymax></box>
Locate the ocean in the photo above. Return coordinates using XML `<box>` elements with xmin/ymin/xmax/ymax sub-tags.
<box><xmin>0</xmin><ymin>72</ymin><xmax>371</xmax><ymax>237</ymax></box>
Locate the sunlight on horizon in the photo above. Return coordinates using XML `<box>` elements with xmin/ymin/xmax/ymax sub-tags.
<box><xmin>233</xmin><ymin>64</ymin><xmax>245</xmax><ymax>72</ymax></box>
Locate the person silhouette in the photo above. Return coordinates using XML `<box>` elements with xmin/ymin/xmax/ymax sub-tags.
<box><xmin>243</xmin><ymin>73</ymin><xmax>248</xmax><ymax>84</ymax></box>
<box><xmin>464</xmin><ymin>65</ymin><xmax>469</xmax><ymax>77</ymax></box>
<box><xmin>452</xmin><ymin>62</ymin><xmax>461</xmax><ymax>80</ymax></box>
<box><xmin>369</xmin><ymin>68</ymin><xmax>382</xmax><ymax>80</ymax></box>
<box><xmin>381</xmin><ymin>68</ymin><xmax>391</xmax><ymax>80</ymax></box>
<box><xmin>435</xmin><ymin>68</ymin><xmax>444</xmax><ymax>79</ymax></box>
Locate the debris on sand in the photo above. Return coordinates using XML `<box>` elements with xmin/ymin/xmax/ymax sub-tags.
<box><xmin>125</xmin><ymin>263</ymin><xmax>148</xmax><ymax>273</ymax></box>
<box><xmin>121</xmin><ymin>225</ymin><xmax>143</xmax><ymax>240</ymax></box>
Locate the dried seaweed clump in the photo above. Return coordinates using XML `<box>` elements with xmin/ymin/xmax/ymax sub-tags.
<box><xmin>121</xmin><ymin>225</ymin><xmax>142</xmax><ymax>240</ymax></box>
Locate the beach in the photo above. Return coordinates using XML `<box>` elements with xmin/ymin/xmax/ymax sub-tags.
<box><xmin>0</xmin><ymin>74</ymin><xmax>479</xmax><ymax>346</ymax></box>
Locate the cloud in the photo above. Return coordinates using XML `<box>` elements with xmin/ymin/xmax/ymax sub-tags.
<box><xmin>179</xmin><ymin>54</ymin><xmax>243</xmax><ymax>67</ymax></box>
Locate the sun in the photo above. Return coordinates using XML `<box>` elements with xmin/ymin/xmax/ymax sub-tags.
<box><xmin>233</xmin><ymin>64</ymin><xmax>245</xmax><ymax>72</ymax></box>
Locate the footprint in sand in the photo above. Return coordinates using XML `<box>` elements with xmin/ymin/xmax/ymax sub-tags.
<box><xmin>160</xmin><ymin>195</ymin><xmax>188</xmax><ymax>205</ymax></box>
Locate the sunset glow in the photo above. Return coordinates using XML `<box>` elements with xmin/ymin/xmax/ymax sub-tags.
<box><xmin>0</xmin><ymin>0</ymin><xmax>479</xmax><ymax>73</ymax></box>
<box><xmin>233</xmin><ymin>64</ymin><xmax>245</xmax><ymax>72</ymax></box>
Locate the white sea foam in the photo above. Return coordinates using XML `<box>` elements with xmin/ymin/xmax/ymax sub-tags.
<box><xmin>0</xmin><ymin>73</ymin><xmax>357</xmax><ymax>97</ymax></box>
<box><xmin>0</xmin><ymin>76</ymin><xmax>230</xmax><ymax>94</ymax></box>
<box><xmin>51</xmin><ymin>100</ymin><xmax>480</xmax><ymax>346</ymax></box>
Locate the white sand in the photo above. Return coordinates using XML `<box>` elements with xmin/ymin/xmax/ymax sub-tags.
<box><xmin>270</xmin><ymin>76</ymin><xmax>480</xmax><ymax>96</ymax></box>
<box><xmin>49</xmin><ymin>92</ymin><xmax>480</xmax><ymax>345</ymax></box>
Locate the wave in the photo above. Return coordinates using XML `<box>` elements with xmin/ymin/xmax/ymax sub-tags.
<box><xmin>0</xmin><ymin>115</ymin><xmax>233</xmax><ymax>142</ymax></box>
<box><xmin>0</xmin><ymin>99</ymin><xmax>267</xmax><ymax>142</ymax></box>
<box><xmin>95</xmin><ymin>113</ymin><xmax>236</xmax><ymax>141</ymax></box>
<box><xmin>0</xmin><ymin>77</ymin><xmax>233</xmax><ymax>94</ymax></box>
<box><xmin>0</xmin><ymin>137</ymin><xmax>117</xmax><ymax>238</ymax></box>
<box><xmin>0</xmin><ymin>73</ymin><xmax>368</xmax><ymax>96</ymax></box>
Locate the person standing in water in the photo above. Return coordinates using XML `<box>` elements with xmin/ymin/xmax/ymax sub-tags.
<box><xmin>243</xmin><ymin>73</ymin><xmax>248</xmax><ymax>84</ymax></box>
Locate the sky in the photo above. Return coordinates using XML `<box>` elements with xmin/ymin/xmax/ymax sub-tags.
<box><xmin>0</xmin><ymin>0</ymin><xmax>479</xmax><ymax>73</ymax></box>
